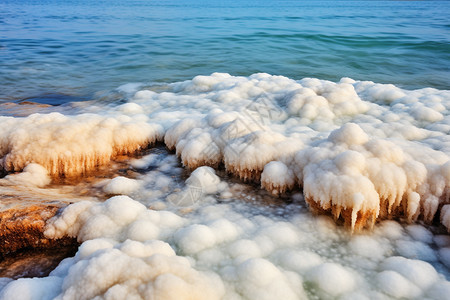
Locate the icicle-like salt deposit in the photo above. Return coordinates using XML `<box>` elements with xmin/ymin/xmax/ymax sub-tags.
<box><xmin>261</xmin><ymin>161</ymin><xmax>295</xmax><ymax>195</ymax></box>
<box><xmin>0</xmin><ymin>113</ymin><xmax>163</xmax><ymax>177</ymax></box>
<box><xmin>442</xmin><ymin>205</ymin><xmax>450</xmax><ymax>232</ymax></box>
<box><xmin>1</xmin><ymin>73</ymin><xmax>449</xmax><ymax>230</ymax></box>
<box><xmin>154</xmin><ymin>74</ymin><xmax>450</xmax><ymax>230</ymax></box>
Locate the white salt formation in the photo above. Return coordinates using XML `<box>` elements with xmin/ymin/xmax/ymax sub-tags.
<box><xmin>2</xmin><ymin>192</ymin><xmax>448</xmax><ymax>300</ymax></box>
<box><xmin>157</xmin><ymin>74</ymin><xmax>450</xmax><ymax>230</ymax></box>
<box><xmin>102</xmin><ymin>176</ymin><xmax>141</xmax><ymax>195</ymax></box>
<box><xmin>0</xmin><ymin>73</ymin><xmax>449</xmax><ymax>231</ymax></box>
<box><xmin>37</xmin><ymin>196</ymin><xmax>224</xmax><ymax>300</ymax></box>
<box><xmin>166</xmin><ymin>166</ymin><xmax>226</xmax><ymax>207</ymax></box>
<box><xmin>0</xmin><ymin>112</ymin><xmax>163</xmax><ymax>177</ymax></box>
<box><xmin>261</xmin><ymin>161</ymin><xmax>295</xmax><ymax>195</ymax></box>
<box><xmin>0</xmin><ymin>163</ymin><xmax>50</xmax><ymax>188</ymax></box>
<box><xmin>185</xmin><ymin>166</ymin><xmax>222</xmax><ymax>194</ymax></box>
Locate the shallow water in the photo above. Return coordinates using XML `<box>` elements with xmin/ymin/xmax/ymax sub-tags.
<box><xmin>1</xmin><ymin>0</ymin><xmax>449</xmax><ymax>102</ymax></box>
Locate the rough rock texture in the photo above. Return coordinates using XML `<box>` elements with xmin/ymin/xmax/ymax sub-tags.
<box><xmin>0</xmin><ymin>244</ymin><xmax>78</xmax><ymax>279</ymax></box>
<box><xmin>0</xmin><ymin>203</ymin><xmax>77</xmax><ymax>256</ymax></box>
<box><xmin>0</xmin><ymin>201</ymin><xmax>79</xmax><ymax>279</ymax></box>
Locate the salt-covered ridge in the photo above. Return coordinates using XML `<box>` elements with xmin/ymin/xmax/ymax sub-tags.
<box><xmin>1</xmin><ymin>73</ymin><xmax>449</xmax><ymax>230</ymax></box>
<box><xmin>0</xmin><ymin>113</ymin><xmax>164</xmax><ymax>177</ymax></box>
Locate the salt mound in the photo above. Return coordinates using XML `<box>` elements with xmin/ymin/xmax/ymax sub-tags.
<box><xmin>376</xmin><ymin>256</ymin><xmax>441</xmax><ymax>298</ymax></box>
<box><xmin>261</xmin><ymin>161</ymin><xmax>295</xmax><ymax>195</ymax></box>
<box><xmin>103</xmin><ymin>176</ymin><xmax>141</xmax><ymax>195</ymax></box>
<box><xmin>296</xmin><ymin>123</ymin><xmax>448</xmax><ymax>230</ymax></box>
<box><xmin>0</xmin><ymin>163</ymin><xmax>50</xmax><ymax>187</ymax></box>
<box><xmin>2</xmin><ymin>73</ymin><xmax>450</xmax><ymax>229</ymax></box>
<box><xmin>167</xmin><ymin>111</ymin><xmax>302</xmax><ymax>184</ymax></box>
<box><xmin>40</xmin><ymin>197</ymin><xmax>224</xmax><ymax>300</ymax></box>
<box><xmin>306</xmin><ymin>263</ymin><xmax>356</xmax><ymax>296</ymax></box>
<box><xmin>223</xmin><ymin>131</ymin><xmax>289</xmax><ymax>182</ymax></box>
<box><xmin>0</xmin><ymin>277</ymin><xmax>62</xmax><ymax>300</ymax></box>
<box><xmin>41</xmin><ymin>196</ymin><xmax>312</xmax><ymax>300</ymax></box>
<box><xmin>51</xmin><ymin>239</ymin><xmax>224</xmax><ymax>300</ymax></box>
<box><xmin>1</xmin><ymin>188</ymin><xmax>446</xmax><ymax>299</ymax></box>
<box><xmin>185</xmin><ymin>166</ymin><xmax>222</xmax><ymax>194</ymax></box>
<box><xmin>166</xmin><ymin>166</ymin><xmax>225</xmax><ymax>207</ymax></box>
<box><xmin>376</xmin><ymin>270</ymin><xmax>421</xmax><ymax>298</ymax></box>
<box><xmin>0</xmin><ymin>113</ymin><xmax>162</xmax><ymax>177</ymax></box>
<box><xmin>235</xmin><ymin>258</ymin><xmax>305</xmax><ymax>300</ymax></box>
<box><xmin>154</xmin><ymin>74</ymin><xmax>450</xmax><ymax>229</ymax></box>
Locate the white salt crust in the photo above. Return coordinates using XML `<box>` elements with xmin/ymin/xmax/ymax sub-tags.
<box><xmin>1</xmin><ymin>73</ymin><xmax>448</xmax><ymax>230</ymax></box>
<box><xmin>1</xmin><ymin>73</ymin><xmax>450</xmax><ymax>299</ymax></box>
<box><xmin>1</xmin><ymin>195</ymin><xmax>447</xmax><ymax>299</ymax></box>
<box><xmin>0</xmin><ymin>113</ymin><xmax>163</xmax><ymax>177</ymax></box>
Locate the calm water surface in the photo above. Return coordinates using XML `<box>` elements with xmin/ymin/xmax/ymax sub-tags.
<box><xmin>1</xmin><ymin>0</ymin><xmax>449</xmax><ymax>102</ymax></box>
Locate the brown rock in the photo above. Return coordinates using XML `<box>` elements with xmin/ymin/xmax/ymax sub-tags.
<box><xmin>0</xmin><ymin>203</ymin><xmax>77</xmax><ymax>257</ymax></box>
<box><xmin>0</xmin><ymin>201</ymin><xmax>79</xmax><ymax>279</ymax></box>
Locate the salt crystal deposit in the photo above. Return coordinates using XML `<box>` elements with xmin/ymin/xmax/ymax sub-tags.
<box><xmin>0</xmin><ymin>113</ymin><xmax>163</xmax><ymax>177</ymax></box>
<box><xmin>1</xmin><ymin>73</ymin><xmax>449</xmax><ymax>299</ymax></box>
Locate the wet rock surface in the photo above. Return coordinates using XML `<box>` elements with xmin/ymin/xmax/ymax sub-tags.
<box><xmin>0</xmin><ymin>202</ymin><xmax>79</xmax><ymax>279</ymax></box>
<box><xmin>0</xmin><ymin>203</ymin><xmax>72</xmax><ymax>254</ymax></box>
<box><xmin>0</xmin><ymin>244</ymin><xmax>78</xmax><ymax>279</ymax></box>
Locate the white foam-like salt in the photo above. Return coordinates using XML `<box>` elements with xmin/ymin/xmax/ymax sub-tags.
<box><xmin>1</xmin><ymin>73</ymin><xmax>450</xmax><ymax>299</ymax></box>
<box><xmin>34</xmin><ymin>194</ymin><xmax>450</xmax><ymax>298</ymax></box>
<box><xmin>377</xmin><ymin>270</ymin><xmax>421</xmax><ymax>298</ymax></box>
<box><xmin>439</xmin><ymin>248</ymin><xmax>450</xmax><ymax>269</ymax></box>
<box><xmin>396</xmin><ymin>240</ymin><xmax>438</xmax><ymax>262</ymax></box>
<box><xmin>0</xmin><ymin>163</ymin><xmax>50</xmax><ymax>187</ymax></box>
<box><xmin>306</xmin><ymin>262</ymin><xmax>356</xmax><ymax>296</ymax></box>
<box><xmin>0</xmin><ymin>277</ymin><xmax>62</xmax><ymax>300</ymax></box>
<box><xmin>103</xmin><ymin>176</ymin><xmax>141</xmax><ymax>195</ymax></box>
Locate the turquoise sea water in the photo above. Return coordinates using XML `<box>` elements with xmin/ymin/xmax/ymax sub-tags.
<box><xmin>1</xmin><ymin>0</ymin><xmax>449</xmax><ymax>103</ymax></box>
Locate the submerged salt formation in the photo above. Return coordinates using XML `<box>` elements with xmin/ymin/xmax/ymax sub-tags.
<box><xmin>1</xmin><ymin>73</ymin><xmax>449</xmax><ymax>231</ymax></box>
<box><xmin>1</xmin><ymin>195</ymin><xmax>445</xmax><ymax>300</ymax></box>
<box><xmin>40</xmin><ymin>196</ymin><xmax>225</xmax><ymax>300</ymax></box>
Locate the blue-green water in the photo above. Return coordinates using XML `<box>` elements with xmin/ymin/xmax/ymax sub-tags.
<box><xmin>1</xmin><ymin>0</ymin><xmax>449</xmax><ymax>102</ymax></box>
